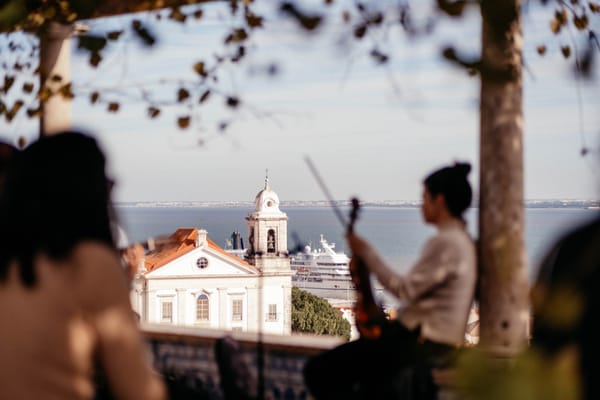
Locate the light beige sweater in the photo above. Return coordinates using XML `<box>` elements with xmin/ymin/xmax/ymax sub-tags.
<box><xmin>0</xmin><ymin>242</ymin><xmax>166</xmax><ymax>400</ymax></box>
<box><xmin>358</xmin><ymin>219</ymin><xmax>477</xmax><ymax>345</ymax></box>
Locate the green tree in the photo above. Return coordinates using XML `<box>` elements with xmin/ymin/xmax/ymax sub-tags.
<box><xmin>291</xmin><ymin>286</ymin><xmax>351</xmax><ymax>341</ymax></box>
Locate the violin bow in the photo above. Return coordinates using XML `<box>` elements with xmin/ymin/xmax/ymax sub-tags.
<box><xmin>304</xmin><ymin>156</ymin><xmax>348</xmax><ymax>230</ymax></box>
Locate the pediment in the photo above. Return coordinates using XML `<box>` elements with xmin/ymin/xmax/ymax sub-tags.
<box><xmin>146</xmin><ymin>247</ymin><xmax>257</xmax><ymax>278</ymax></box>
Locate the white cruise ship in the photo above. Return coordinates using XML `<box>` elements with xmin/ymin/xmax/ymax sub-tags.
<box><xmin>290</xmin><ymin>235</ymin><xmax>357</xmax><ymax>298</ymax></box>
<box><xmin>224</xmin><ymin>230</ymin><xmax>382</xmax><ymax>300</ymax></box>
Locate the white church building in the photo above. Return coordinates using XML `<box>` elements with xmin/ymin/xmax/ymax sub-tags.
<box><xmin>130</xmin><ymin>177</ymin><xmax>294</xmax><ymax>335</ymax></box>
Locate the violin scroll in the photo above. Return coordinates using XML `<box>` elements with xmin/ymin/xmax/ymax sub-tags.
<box><xmin>347</xmin><ymin>197</ymin><xmax>360</xmax><ymax>234</ymax></box>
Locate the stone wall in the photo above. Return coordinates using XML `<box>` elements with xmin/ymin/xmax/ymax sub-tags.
<box><xmin>143</xmin><ymin>323</ymin><xmax>344</xmax><ymax>399</ymax></box>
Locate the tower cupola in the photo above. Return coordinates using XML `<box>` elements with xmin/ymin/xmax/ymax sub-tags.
<box><xmin>246</xmin><ymin>171</ymin><xmax>290</xmax><ymax>273</ymax></box>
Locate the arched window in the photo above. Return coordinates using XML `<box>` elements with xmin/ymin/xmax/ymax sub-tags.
<box><xmin>267</xmin><ymin>229</ymin><xmax>276</xmax><ymax>253</ymax></box>
<box><xmin>196</xmin><ymin>294</ymin><xmax>209</xmax><ymax>321</ymax></box>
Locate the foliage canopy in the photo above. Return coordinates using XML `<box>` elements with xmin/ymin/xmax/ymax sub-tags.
<box><xmin>0</xmin><ymin>0</ymin><xmax>597</xmax><ymax>138</ymax></box>
<box><xmin>291</xmin><ymin>286</ymin><xmax>351</xmax><ymax>341</ymax></box>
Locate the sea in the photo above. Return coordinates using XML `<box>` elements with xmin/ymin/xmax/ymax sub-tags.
<box><xmin>115</xmin><ymin>204</ymin><xmax>598</xmax><ymax>285</ymax></box>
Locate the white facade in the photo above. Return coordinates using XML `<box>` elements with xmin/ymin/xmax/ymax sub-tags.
<box><xmin>131</xmin><ymin>179</ymin><xmax>294</xmax><ymax>335</ymax></box>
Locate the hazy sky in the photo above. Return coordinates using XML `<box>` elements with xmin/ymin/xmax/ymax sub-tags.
<box><xmin>1</xmin><ymin>2</ymin><xmax>599</xmax><ymax>202</ymax></box>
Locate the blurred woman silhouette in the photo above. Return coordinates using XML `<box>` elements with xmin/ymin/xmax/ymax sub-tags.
<box><xmin>0</xmin><ymin>132</ymin><xmax>166</xmax><ymax>400</ymax></box>
<box><xmin>304</xmin><ymin>162</ymin><xmax>477</xmax><ymax>400</ymax></box>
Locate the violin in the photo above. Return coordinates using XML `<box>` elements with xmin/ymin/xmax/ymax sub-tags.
<box><xmin>347</xmin><ymin>198</ymin><xmax>388</xmax><ymax>339</ymax></box>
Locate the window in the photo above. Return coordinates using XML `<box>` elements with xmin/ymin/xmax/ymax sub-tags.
<box><xmin>248</xmin><ymin>228</ymin><xmax>255</xmax><ymax>254</ymax></box>
<box><xmin>232</xmin><ymin>299</ymin><xmax>243</xmax><ymax>321</ymax></box>
<box><xmin>196</xmin><ymin>294</ymin><xmax>209</xmax><ymax>321</ymax></box>
<box><xmin>267</xmin><ymin>229</ymin><xmax>276</xmax><ymax>253</ymax></box>
<box><xmin>161</xmin><ymin>301</ymin><xmax>173</xmax><ymax>323</ymax></box>
<box><xmin>266</xmin><ymin>304</ymin><xmax>278</xmax><ymax>321</ymax></box>
<box><xmin>196</xmin><ymin>257</ymin><xmax>209</xmax><ymax>269</ymax></box>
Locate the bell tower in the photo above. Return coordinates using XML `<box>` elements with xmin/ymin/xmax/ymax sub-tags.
<box><xmin>246</xmin><ymin>172</ymin><xmax>290</xmax><ymax>272</ymax></box>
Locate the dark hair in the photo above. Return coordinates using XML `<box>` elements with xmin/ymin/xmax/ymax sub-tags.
<box><xmin>0</xmin><ymin>131</ymin><xmax>115</xmax><ymax>287</ymax></box>
<box><xmin>423</xmin><ymin>162</ymin><xmax>473</xmax><ymax>218</ymax></box>
<box><xmin>0</xmin><ymin>141</ymin><xmax>17</xmax><ymax>179</ymax></box>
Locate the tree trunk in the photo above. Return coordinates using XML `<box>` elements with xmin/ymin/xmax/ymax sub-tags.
<box><xmin>39</xmin><ymin>22</ymin><xmax>74</xmax><ymax>136</ymax></box>
<box><xmin>478</xmin><ymin>0</ymin><xmax>529</xmax><ymax>355</ymax></box>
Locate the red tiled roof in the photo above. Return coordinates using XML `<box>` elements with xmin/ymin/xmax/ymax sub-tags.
<box><xmin>144</xmin><ymin>228</ymin><xmax>198</xmax><ymax>272</ymax></box>
<box><xmin>144</xmin><ymin>228</ymin><xmax>256</xmax><ymax>273</ymax></box>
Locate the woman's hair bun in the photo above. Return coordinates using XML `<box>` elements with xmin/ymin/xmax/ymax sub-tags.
<box><xmin>453</xmin><ymin>162</ymin><xmax>471</xmax><ymax>177</ymax></box>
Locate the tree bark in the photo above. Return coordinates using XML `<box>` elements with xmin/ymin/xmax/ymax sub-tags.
<box><xmin>478</xmin><ymin>0</ymin><xmax>529</xmax><ymax>355</ymax></box>
<box><xmin>39</xmin><ymin>22</ymin><xmax>74</xmax><ymax>136</ymax></box>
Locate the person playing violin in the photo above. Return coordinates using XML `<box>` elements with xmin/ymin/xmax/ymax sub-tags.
<box><xmin>303</xmin><ymin>162</ymin><xmax>477</xmax><ymax>400</ymax></box>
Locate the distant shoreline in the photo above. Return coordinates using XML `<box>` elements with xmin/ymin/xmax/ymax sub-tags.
<box><xmin>115</xmin><ymin>200</ymin><xmax>600</xmax><ymax>210</ymax></box>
